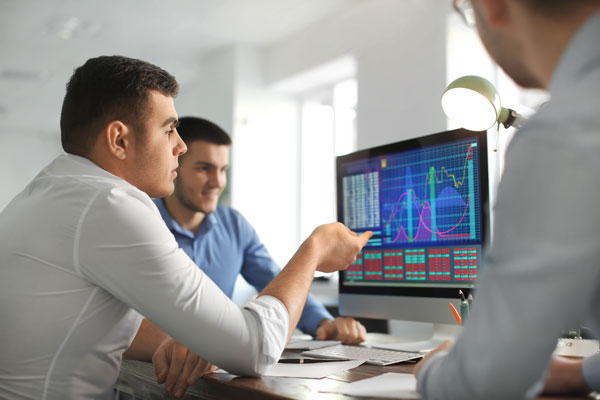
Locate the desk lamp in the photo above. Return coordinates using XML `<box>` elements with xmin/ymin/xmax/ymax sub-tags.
<box><xmin>441</xmin><ymin>75</ymin><xmax>525</xmax><ymax>131</ymax></box>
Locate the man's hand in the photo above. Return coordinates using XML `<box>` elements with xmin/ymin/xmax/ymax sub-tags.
<box><xmin>308</xmin><ymin>223</ymin><xmax>372</xmax><ymax>273</ymax></box>
<box><xmin>152</xmin><ymin>338</ymin><xmax>217</xmax><ymax>399</ymax></box>
<box><xmin>542</xmin><ymin>356</ymin><xmax>590</xmax><ymax>395</ymax></box>
<box><xmin>413</xmin><ymin>340</ymin><xmax>453</xmax><ymax>378</ymax></box>
<box><xmin>316</xmin><ymin>317</ymin><xmax>367</xmax><ymax>344</ymax></box>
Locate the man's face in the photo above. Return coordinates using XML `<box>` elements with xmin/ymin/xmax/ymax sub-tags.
<box><xmin>173</xmin><ymin>140</ymin><xmax>229</xmax><ymax>215</ymax></box>
<box><xmin>470</xmin><ymin>0</ymin><xmax>543</xmax><ymax>89</ymax></box>
<box><xmin>129</xmin><ymin>90</ymin><xmax>187</xmax><ymax>198</ymax></box>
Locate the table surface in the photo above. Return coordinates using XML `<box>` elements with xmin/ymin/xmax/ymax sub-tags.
<box><xmin>116</xmin><ymin>334</ymin><xmax>597</xmax><ymax>400</ymax></box>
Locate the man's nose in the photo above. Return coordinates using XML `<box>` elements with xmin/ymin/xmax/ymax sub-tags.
<box><xmin>208</xmin><ymin>171</ymin><xmax>223</xmax><ymax>188</ymax></box>
<box><xmin>174</xmin><ymin>131</ymin><xmax>187</xmax><ymax>156</ymax></box>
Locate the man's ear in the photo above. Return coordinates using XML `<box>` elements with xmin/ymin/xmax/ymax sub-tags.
<box><xmin>105</xmin><ymin>121</ymin><xmax>131</xmax><ymax>160</ymax></box>
<box><xmin>475</xmin><ymin>0</ymin><xmax>509</xmax><ymax>27</ymax></box>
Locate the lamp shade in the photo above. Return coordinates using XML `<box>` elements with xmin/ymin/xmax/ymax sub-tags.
<box><xmin>441</xmin><ymin>75</ymin><xmax>501</xmax><ymax>131</ymax></box>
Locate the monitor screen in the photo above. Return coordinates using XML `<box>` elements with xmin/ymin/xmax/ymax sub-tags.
<box><xmin>337</xmin><ymin>128</ymin><xmax>489</xmax><ymax>326</ymax></box>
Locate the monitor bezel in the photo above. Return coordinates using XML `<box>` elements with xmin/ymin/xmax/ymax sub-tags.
<box><xmin>336</xmin><ymin>128</ymin><xmax>489</xmax><ymax>300</ymax></box>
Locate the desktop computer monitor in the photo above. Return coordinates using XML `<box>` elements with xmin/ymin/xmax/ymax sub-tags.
<box><xmin>337</xmin><ymin>128</ymin><xmax>489</xmax><ymax>349</ymax></box>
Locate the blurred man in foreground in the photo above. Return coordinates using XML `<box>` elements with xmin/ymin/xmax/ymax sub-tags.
<box><xmin>415</xmin><ymin>1</ymin><xmax>600</xmax><ymax>398</ymax></box>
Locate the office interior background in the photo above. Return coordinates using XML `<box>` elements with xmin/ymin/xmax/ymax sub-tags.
<box><xmin>0</xmin><ymin>0</ymin><xmax>548</xmax><ymax>312</ymax></box>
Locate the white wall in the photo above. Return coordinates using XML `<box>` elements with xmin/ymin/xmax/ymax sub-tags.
<box><xmin>175</xmin><ymin>48</ymin><xmax>236</xmax><ymax>135</ymax></box>
<box><xmin>231</xmin><ymin>46</ymin><xmax>300</xmax><ymax>267</ymax></box>
<box><xmin>356</xmin><ymin>2</ymin><xmax>448</xmax><ymax>148</ymax></box>
<box><xmin>0</xmin><ymin>132</ymin><xmax>63</xmax><ymax>211</ymax></box>
<box><xmin>266</xmin><ymin>0</ymin><xmax>450</xmax><ymax>150</ymax></box>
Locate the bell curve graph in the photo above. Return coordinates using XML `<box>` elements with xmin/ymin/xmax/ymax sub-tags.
<box><xmin>341</xmin><ymin>136</ymin><xmax>484</xmax><ymax>285</ymax></box>
<box><xmin>379</xmin><ymin>140</ymin><xmax>480</xmax><ymax>246</ymax></box>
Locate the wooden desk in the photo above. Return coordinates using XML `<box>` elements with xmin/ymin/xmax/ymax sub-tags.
<box><xmin>116</xmin><ymin>335</ymin><xmax>595</xmax><ymax>400</ymax></box>
<box><xmin>116</xmin><ymin>358</ymin><xmax>418</xmax><ymax>400</ymax></box>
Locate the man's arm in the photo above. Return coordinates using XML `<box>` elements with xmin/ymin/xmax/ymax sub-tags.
<box><xmin>80</xmin><ymin>191</ymin><xmax>370</xmax><ymax>377</ymax></box>
<box><xmin>543</xmin><ymin>353</ymin><xmax>600</xmax><ymax>395</ymax></box>
<box><xmin>124</xmin><ymin>318</ymin><xmax>168</xmax><ymax>361</ymax></box>
<box><xmin>239</xmin><ymin>217</ymin><xmax>366</xmax><ymax>342</ymax></box>
<box><xmin>542</xmin><ymin>357</ymin><xmax>590</xmax><ymax>395</ymax></box>
<box><xmin>259</xmin><ymin>223</ymin><xmax>371</xmax><ymax>342</ymax></box>
<box><xmin>125</xmin><ymin>319</ymin><xmax>216</xmax><ymax>399</ymax></box>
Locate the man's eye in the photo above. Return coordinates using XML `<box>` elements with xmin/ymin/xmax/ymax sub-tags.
<box><xmin>166</xmin><ymin>129</ymin><xmax>173</xmax><ymax>135</ymax></box>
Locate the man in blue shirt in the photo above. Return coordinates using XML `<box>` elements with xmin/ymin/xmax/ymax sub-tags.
<box><xmin>154</xmin><ymin>116</ymin><xmax>367</xmax><ymax>343</ymax></box>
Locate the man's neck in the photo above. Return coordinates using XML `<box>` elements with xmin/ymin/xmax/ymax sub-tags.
<box><xmin>163</xmin><ymin>196</ymin><xmax>206</xmax><ymax>235</ymax></box>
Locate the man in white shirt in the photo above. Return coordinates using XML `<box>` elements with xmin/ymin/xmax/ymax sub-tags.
<box><xmin>0</xmin><ymin>55</ymin><xmax>371</xmax><ymax>400</ymax></box>
<box><xmin>415</xmin><ymin>1</ymin><xmax>600</xmax><ymax>398</ymax></box>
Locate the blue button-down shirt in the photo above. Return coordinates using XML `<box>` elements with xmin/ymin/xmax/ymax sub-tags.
<box><xmin>153</xmin><ymin>199</ymin><xmax>333</xmax><ymax>335</ymax></box>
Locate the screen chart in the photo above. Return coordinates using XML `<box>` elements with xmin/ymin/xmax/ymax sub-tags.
<box><xmin>340</xmin><ymin>136</ymin><xmax>484</xmax><ymax>288</ymax></box>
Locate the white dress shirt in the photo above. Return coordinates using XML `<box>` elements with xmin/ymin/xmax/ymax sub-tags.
<box><xmin>417</xmin><ymin>10</ymin><xmax>600</xmax><ymax>399</ymax></box>
<box><xmin>0</xmin><ymin>154</ymin><xmax>288</xmax><ymax>399</ymax></box>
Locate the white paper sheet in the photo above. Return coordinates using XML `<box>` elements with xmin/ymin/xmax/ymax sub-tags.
<box><xmin>285</xmin><ymin>339</ymin><xmax>341</xmax><ymax>350</ymax></box>
<box><xmin>323</xmin><ymin>372</ymin><xmax>421</xmax><ymax>399</ymax></box>
<box><xmin>263</xmin><ymin>359</ymin><xmax>364</xmax><ymax>379</ymax></box>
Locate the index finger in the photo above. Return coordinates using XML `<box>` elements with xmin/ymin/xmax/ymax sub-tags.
<box><xmin>356</xmin><ymin>231</ymin><xmax>373</xmax><ymax>247</ymax></box>
<box><xmin>164</xmin><ymin>346</ymin><xmax>187</xmax><ymax>393</ymax></box>
<box><xmin>153</xmin><ymin>348</ymin><xmax>169</xmax><ymax>384</ymax></box>
<box><xmin>173</xmin><ymin>353</ymin><xmax>199</xmax><ymax>398</ymax></box>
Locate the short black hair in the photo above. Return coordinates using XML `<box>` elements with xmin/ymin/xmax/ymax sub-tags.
<box><xmin>60</xmin><ymin>55</ymin><xmax>179</xmax><ymax>156</ymax></box>
<box><xmin>176</xmin><ymin>116</ymin><xmax>232</xmax><ymax>146</ymax></box>
<box><xmin>522</xmin><ymin>0</ymin><xmax>600</xmax><ymax>15</ymax></box>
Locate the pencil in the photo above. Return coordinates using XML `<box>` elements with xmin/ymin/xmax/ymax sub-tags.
<box><xmin>449</xmin><ymin>303</ymin><xmax>462</xmax><ymax>327</ymax></box>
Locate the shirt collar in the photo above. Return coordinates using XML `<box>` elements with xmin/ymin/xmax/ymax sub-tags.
<box><xmin>197</xmin><ymin>212</ymin><xmax>217</xmax><ymax>235</ymax></box>
<box><xmin>549</xmin><ymin>9</ymin><xmax>600</xmax><ymax>96</ymax></box>
<box><xmin>49</xmin><ymin>154</ymin><xmax>128</xmax><ymax>182</ymax></box>
<box><xmin>153</xmin><ymin>198</ymin><xmax>218</xmax><ymax>238</ymax></box>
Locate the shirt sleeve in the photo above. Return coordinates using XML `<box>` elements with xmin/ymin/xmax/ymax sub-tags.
<box><xmin>238</xmin><ymin>215</ymin><xmax>333</xmax><ymax>336</ymax></box>
<box><xmin>417</xmin><ymin>127</ymin><xmax>600</xmax><ymax>399</ymax></box>
<box><xmin>582</xmin><ymin>353</ymin><xmax>600</xmax><ymax>392</ymax></box>
<box><xmin>76</xmin><ymin>188</ymin><xmax>288</xmax><ymax>377</ymax></box>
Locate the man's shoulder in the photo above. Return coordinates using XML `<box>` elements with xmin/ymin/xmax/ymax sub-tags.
<box><xmin>39</xmin><ymin>158</ymin><xmax>151</xmax><ymax>208</ymax></box>
<box><xmin>215</xmin><ymin>205</ymin><xmax>247</xmax><ymax>223</ymax></box>
<box><xmin>91</xmin><ymin>185</ymin><xmax>157</xmax><ymax>218</ymax></box>
<box><xmin>214</xmin><ymin>206</ymin><xmax>257</xmax><ymax>233</ymax></box>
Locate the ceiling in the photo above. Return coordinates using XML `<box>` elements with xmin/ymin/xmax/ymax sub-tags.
<box><xmin>0</xmin><ymin>0</ymin><xmax>361</xmax><ymax>136</ymax></box>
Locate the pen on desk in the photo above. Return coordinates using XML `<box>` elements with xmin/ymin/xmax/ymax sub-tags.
<box><xmin>449</xmin><ymin>303</ymin><xmax>462</xmax><ymax>327</ymax></box>
<box><xmin>278</xmin><ymin>358</ymin><xmax>342</xmax><ymax>364</ymax></box>
<box><xmin>459</xmin><ymin>290</ymin><xmax>469</xmax><ymax>323</ymax></box>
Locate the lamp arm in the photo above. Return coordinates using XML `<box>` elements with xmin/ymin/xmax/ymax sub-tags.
<box><xmin>500</xmin><ymin>108</ymin><xmax>526</xmax><ymax>129</ymax></box>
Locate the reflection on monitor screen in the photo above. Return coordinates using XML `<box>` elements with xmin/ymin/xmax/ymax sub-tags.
<box><xmin>337</xmin><ymin>128</ymin><xmax>489</xmax><ymax>350</ymax></box>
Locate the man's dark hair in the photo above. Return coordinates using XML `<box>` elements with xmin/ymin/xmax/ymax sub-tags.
<box><xmin>177</xmin><ymin>116</ymin><xmax>232</xmax><ymax>146</ymax></box>
<box><xmin>522</xmin><ymin>0</ymin><xmax>600</xmax><ymax>15</ymax></box>
<box><xmin>60</xmin><ymin>55</ymin><xmax>179</xmax><ymax>156</ymax></box>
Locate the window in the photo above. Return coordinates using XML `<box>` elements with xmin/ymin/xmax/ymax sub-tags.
<box><xmin>299</xmin><ymin>79</ymin><xmax>358</xmax><ymax>245</ymax></box>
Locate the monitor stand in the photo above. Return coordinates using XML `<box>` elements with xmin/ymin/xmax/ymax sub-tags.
<box><xmin>372</xmin><ymin>321</ymin><xmax>460</xmax><ymax>353</ymax></box>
